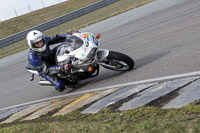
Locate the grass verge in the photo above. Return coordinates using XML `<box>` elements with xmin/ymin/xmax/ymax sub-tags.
<box><xmin>0</xmin><ymin>0</ymin><xmax>99</xmax><ymax>39</ymax></box>
<box><xmin>0</xmin><ymin>0</ymin><xmax>154</xmax><ymax>59</ymax></box>
<box><xmin>0</xmin><ymin>103</ymin><xmax>200</xmax><ymax>133</ymax></box>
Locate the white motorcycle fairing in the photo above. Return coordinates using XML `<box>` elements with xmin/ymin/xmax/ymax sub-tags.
<box><xmin>55</xmin><ymin>32</ymin><xmax>109</xmax><ymax>69</ymax></box>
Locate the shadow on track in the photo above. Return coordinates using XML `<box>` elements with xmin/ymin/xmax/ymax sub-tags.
<box><xmin>65</xmin><ymin>68</ymin><xmax>125</xmax><ymax>93</ymax></box>
<box><xmin>134</xmin><ymin>51</ymin><xmax>170</xmax><ymax>69</ymax></box>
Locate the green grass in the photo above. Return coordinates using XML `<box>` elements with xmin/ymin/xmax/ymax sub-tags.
<box><xmin>0</xmin><ymin>0</ymin><xmax>99</xmax><ymax>39</ymax></box>
<box><xmin>0</xmin><ymin>103</ymin><xmax>200</xmax><ymax>133</ymax></box>
<box><xmin>0</xmin><ymin>0</ymin><xmax>154</xmax><ymax>59</ymax></box>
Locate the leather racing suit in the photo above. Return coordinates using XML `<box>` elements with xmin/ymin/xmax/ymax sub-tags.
<box><xmin>26</xmin><ymin>34</ymin><xmax>70</xmax><ymax>91</ymax></box>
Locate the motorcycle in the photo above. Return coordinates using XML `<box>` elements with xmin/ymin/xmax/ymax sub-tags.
<box><xmin>26</xmin><ymin>32</ymin><xmax>134</xmax><ymax>87</ymax></box>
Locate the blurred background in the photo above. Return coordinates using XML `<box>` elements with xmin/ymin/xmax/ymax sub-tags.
<box><xmin>0</xmin><ymin>0</ymin><xmax>69</xmax><ymax>21</ymax></box>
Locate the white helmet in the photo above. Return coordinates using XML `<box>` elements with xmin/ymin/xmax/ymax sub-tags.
<box><xmin>26</xmin><ymin>30</ymin><xmax>46</xmax><ymax>52</ymax></box>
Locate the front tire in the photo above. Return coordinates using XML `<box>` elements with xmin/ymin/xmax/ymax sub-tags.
<box><xmin>101</xmin><ymin>51</ymin><xmax>134</xmax><ymax>71</ymax></box>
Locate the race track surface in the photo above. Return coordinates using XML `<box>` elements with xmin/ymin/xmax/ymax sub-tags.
<box><xmin>1</xmin><ymin>0</ymin><xmax>200</xmax><ymax>109</ymax></box>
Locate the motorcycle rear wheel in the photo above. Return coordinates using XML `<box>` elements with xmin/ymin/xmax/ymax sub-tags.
<box><xmin>102</xmin><ymin>51</ymin><xmax>134</xmax><ymax>71</ymax></box>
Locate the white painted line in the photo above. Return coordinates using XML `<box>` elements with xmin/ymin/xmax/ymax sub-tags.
<box><xmin>0</xmin><ymin>71</ymin><xmax>200</xmax><ymax>112</ymax></box>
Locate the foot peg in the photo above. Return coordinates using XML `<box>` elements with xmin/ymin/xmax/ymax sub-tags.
<box><xmin>30</xmin><ymin>74</ymin><xmax>35</xmax><ymax>81</ymax></box>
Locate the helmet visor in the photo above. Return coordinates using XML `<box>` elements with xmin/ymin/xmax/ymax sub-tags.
<box><xmin>32</xmin><ymin>40</ymin><xmax>44</xmax><ymax>48</ymax></box>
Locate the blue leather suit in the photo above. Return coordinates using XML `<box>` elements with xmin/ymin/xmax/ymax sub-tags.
<box><xmin>27</xmin><ymin>34</ymin><xmax>69</xmax><ymax>90</ymax></box>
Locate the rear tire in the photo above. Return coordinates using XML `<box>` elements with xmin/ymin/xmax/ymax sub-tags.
<box><xmin>102</xmin><ymin>51</ymin><xmax>134</xmax><ymax>71</ymax></box>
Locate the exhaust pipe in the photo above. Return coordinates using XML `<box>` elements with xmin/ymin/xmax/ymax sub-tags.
<box><xmin>39</xmin><ymin>80</ymin><xmax>52</xmax><ymax>86</ymax></box>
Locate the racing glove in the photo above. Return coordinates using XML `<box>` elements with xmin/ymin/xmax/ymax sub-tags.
<box><xmin>49</xmin><ymin>35</ymin><xmax>66</xmax><ymax>45</ymax></box>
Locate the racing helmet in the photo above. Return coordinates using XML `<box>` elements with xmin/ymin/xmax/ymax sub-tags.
<box><xmin>26</xmin><ymin>30</ymin><xmax>46</xmax><ymax>52</ymax></box>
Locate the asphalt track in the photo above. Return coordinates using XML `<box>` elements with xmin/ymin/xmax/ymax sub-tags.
<box><xmin>1</xmin><ymin>0</ymin><xmax>200</xmax><ymax>109</ymax></box>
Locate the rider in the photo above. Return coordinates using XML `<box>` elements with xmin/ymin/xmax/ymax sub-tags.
<box><xmin>26</xmin><ymin>30</ymin><xmax>73</xmax><ymax>92</ymax></box>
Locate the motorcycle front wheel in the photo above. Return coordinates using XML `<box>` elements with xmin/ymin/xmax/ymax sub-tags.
<box><xmin>101</xmin><ymin>51</ymin><xmax>134</xmax><ymax>71</ymax></box>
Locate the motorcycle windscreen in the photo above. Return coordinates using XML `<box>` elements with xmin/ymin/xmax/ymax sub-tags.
<box><xmin>56</xmin><ymin>35</ymin><xmax>84</xmax><ymax>56</ymax></box>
